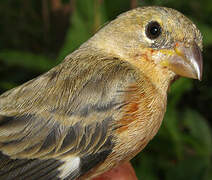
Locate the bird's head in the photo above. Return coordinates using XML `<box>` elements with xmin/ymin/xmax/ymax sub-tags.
<box><xmin>88</xmin><ymin>6</ymin><xmax>203</xmax><ymax>81</ymax></box>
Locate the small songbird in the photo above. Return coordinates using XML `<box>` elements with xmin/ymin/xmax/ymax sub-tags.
<box><xmin>0</xmin><ymin>6</ymin><xmax>203</xmax><ymax>180</ymax></box>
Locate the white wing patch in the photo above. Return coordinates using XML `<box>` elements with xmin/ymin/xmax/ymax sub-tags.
<box><xmin>58</xmin><ymin>156</ymin><xmax>80</xmax><ymax>179</ymax></box>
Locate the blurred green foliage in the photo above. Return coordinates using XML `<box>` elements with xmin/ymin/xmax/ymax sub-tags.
<box><xmin>0</xmin><ymin>0</ymin><xmax>212</xmax><ymax>179</ymax></box>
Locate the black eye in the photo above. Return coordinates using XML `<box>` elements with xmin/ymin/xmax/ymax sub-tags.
<box><xmin>145</xmin><ymin>21</ymin><xmax>162</xmax><ymax>40</ymax></box>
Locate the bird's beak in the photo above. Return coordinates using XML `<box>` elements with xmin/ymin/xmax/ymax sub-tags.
<box><xmin>160</xmin><ymin>42</ymin><xmax>203</xmax><ymax>80</ymax></box>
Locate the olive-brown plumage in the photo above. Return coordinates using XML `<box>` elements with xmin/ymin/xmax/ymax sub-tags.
<box><xmin>0</xmin><ymin>6</ymin><xmax>202</xmax><ymax>180</ymax></box>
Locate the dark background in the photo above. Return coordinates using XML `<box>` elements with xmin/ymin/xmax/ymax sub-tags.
<box><xmin>0</xmin><ymin>0</ymin><xmax>211</xmax><ymax>179</ymax></box>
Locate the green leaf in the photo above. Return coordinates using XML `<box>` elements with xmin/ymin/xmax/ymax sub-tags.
<box><xmin>183</xmin><ymin>109</ymin><xmax>212</xmax><ymax>157</ymax></box>
<box><xmin>0</xmin><ymin>81</ymin><xmax>17</xmax><ymax>90</ymax></box>
<box><xmin>57</xmin><ymin>0</ymin><xmax>107</xmax><ymax>62</ymax></box>
<box><xmin>166</xmin><ymin>156</ymin><xmax>209</xmax><ymax>180</ymax></box>
<box><xmin>168</xmin><ymin>78</ymin><xmax>193</xmax><ymax>107</ymax></box>
<box><xmin>163</xmin><ymin>107</ymin><xmax>183</xmax><ymax>159</ymax></box>
<box><xmin>0</xmin><ymin>50</ymin><xmax>55</xmax><ymax>71</ymax></box>
<box><xmin>204</xmin><ymin>165</ymin><xmax>212</xmax><ymax>180</ymax></box>
<box><xmin>198</xmin><ymin>24</ymin><xmax>212</xmax><ymax>46</ymax></box>
<box><xmin>132</xmin><ymin>152</ymin><xmax>158</xmax><ymax>180</ymax></box>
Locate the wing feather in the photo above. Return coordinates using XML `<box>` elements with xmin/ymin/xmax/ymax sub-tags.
<box><xmin>0</xmin><ymin>53</ymin><xmax>136</xmax><ymax>179</ymax></box>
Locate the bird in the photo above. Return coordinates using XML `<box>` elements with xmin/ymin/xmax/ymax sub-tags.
<box><xmin>0</xmin><ymin>6</ymin><xmax>203</xmax><ymax>180</ymax></box>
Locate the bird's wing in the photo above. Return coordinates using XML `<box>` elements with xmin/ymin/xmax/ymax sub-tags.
<box><xmin>0</xmin><ymin>54</ymin><xmax>137</xmax><ymax>180</ymax></box>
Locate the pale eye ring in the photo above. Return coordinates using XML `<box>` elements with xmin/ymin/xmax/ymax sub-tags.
<box><xmin>145</xmin><ymin>21</ymin><xmax>162</xmax><ymax>40</ymax></box>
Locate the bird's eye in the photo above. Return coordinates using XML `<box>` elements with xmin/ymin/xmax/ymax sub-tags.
<box><xmin>145</xmin><ymin>21</ymin><xmax>162</xmax><ymax>40</ymax></box>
